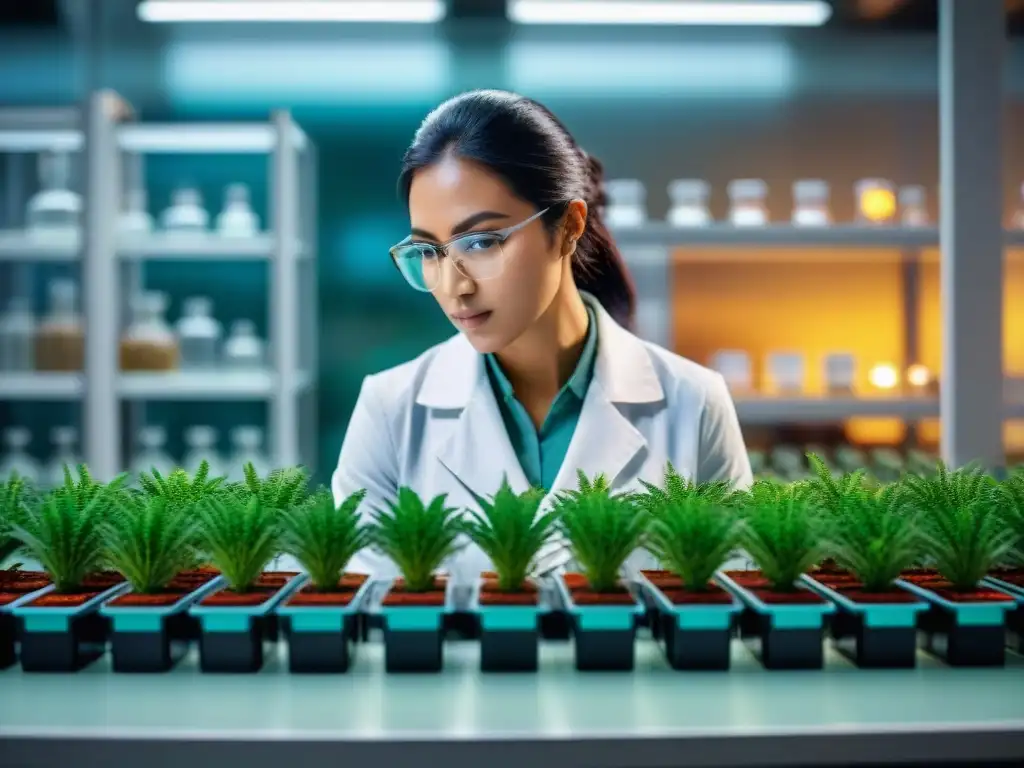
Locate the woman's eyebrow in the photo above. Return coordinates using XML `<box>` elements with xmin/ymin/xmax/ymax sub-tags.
<box><xmin>410</xmin><ymin>210</ymin><xmax>511</xmax><ymax>241</ymax></box>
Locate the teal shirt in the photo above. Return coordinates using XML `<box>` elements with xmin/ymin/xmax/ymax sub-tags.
<box><xmin>484</xmin><ymin>305</ymin><xmax>599</xmax><ymax>490</ymax></box>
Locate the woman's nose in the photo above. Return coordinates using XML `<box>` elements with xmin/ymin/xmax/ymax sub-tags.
<box><xmin>438</xmin><ymin>256</ymin><xmax>475</xmax><ymax>298</ymax></box>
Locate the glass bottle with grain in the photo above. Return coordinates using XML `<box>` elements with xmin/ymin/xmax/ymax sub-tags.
<box><xmin>35</xmin><ymin>279</ymin><xmax>84</xmax><ymax>372</ymax></box>
<box><xmin>120</xmin><ymin>292</ymin><xmax>179</xmax><ymax>371</ymax></box>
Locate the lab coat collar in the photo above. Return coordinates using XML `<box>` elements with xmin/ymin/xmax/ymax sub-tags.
<box><xmin>416</xmin><ymin>293</ymin><xmax>664</xmax><ymax>409</ymax></box>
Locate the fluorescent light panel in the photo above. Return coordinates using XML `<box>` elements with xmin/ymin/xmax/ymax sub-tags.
<box><xmin>137</xmin><ymin>0</ymin><xmax>446</xmax><ymax>23</ymax></box>
<box><xmin>508</xmin><ymin>0</ymin><xmax>833</xmax><ymax>26</ymax></box>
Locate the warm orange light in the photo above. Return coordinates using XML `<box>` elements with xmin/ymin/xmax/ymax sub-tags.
<box><xmin>906</xmin><ymin>364</ymin><xmax>931</xmax><ymax>388</ymax></box>
<box><xmin>869</xmin><ymin>363</ymin><xmax>899</xmax><ymax>390</ymax></box>
<box><xmin>859</xmin><ymin>187</ymin><xmax>896</xmax><ymax>223</ymax></box>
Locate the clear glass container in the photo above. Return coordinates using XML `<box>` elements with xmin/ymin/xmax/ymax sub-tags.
<box><xmin>35</xmin><ymin>279</ymin><xmax>84</xmax><ymax>372</ymax></box>
<box><xmin>727</xmin><ymin>179</ymin><xmax>768</xmax><ymax>227</ymax></box>
<box><xmin>1013</xmin><ymin>183</ymin><xmax>1024</xmax><ymax>229</ymax></box>
<box><xmin>120</xmin><ymin>292</ymin><xmax>179</xmax><ymax>371</ymax></box>
<box><xmin>792</xmin><ymin>180</ymin><xmax>830</xmax><ymax>227</ymax></box>
<box><xmin>709</xmin><ymin>350</ymin><xmax>752</xmax><ymax>392</ymax></box>
<box><xmin>765</xmin><ymin>351</ymin><xmax>805</xmax><ymax>394</ymax></box>
<box><xmin>45</xmin><ymin>426</ymin><xmax>81</xmax><ymax>488</ymax></box>
<box><xmin>823</xmin><ymin>352</ymin><xmax>856</xmax><ymax>394</ymax></box>
<box><xmin>160</xmin><ymin>186</ymin><xmax>209</xmax><ymax>233</ymax></box>
<box><xmin>183</xmin><ymin>426</ymin><xmax>225</xmax><ymax>478</ymax></box>
<box><xmin>667</xmin><ymin>179</ymin><xmax>711</xmax><ymax>227</ymax></box>
<box><xmin>0</xmin><ymin>427</ymin><xmax>40</xmax><ymax>483</ymax></box>
<box><xmin>216</xmin><ymin>183</ymin><xmax>260</xmax><ymax>238</ymax></box>
<box><xmin>118</xmin><ymin>188</ymin><xmax>154</xmax><ymax>236</ymax></box>
<box><xmin>130</xmin><ymin>425</ymin><xmax>176</xmax><ymax>479</ymax></box>
<box><xmin>603</xmin><ymin>179</ymin><xmax>647</xmax><ymax>229</ymax></box>
<box><xmin>855</xmin><ymin>178</ymin><xmax>896</xmax><ymax>224</ymax></box>
<box><xmin>227</xmin><ymin>426</ymin><xmax>272</xmax><ymax>482</ymax></box>
<box><xmin>0</xmin><ymin>296</ymin><xmax>36</xmax><ymax>372</ymax></box>
<box><xmin>26</xmin><ymin>151</ymin><xmax>81</xmax><ymax>235</ymax></box>
<box><xmin>223</xmin><ymin>320</ymin><xmax>265</xmax><ymax>369</ymax></box>
<box><xmin>899</xmin><ymin>185</ymin><xmax>929</xmax><ymax>226</ymax></box>
<box><xmin>176</xmin><ymin>296</ymin><xmax>222</xmax><ymax>369</ymax></box>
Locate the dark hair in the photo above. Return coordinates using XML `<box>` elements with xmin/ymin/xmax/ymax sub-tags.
<box><xmin>398</xmin><ymin>89</ymin><xmax>636</xmax><ymax>330</ymax></box>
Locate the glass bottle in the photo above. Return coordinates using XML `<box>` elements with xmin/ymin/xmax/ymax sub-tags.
<box><xmin>119</xmin><ymin>292</ymin><xmax>179</xmax><ymax>371</ymax></box>
<box><xmin>45</xmin><ymin>426</ymin><xmax>80</xmax><ymax>488</ymax></box>
<box><xmin>791</xmin><ymin>180</ymin><xmax>830</xmax><ymax>227</ymax></box>
<box><xmin>223</xmin><ymin>320</ymin><xmax>265</xmax><ymax>369</ymax></box>
<box><xmin>766</xmin><ymin>351</ymin><xmax>805</xmax><ymax>394</ymax></box>
<box><xmin>727</xmin><ymin>179</ymin><xmax>768</xmax><ymax>227</ymax></box>
<box><xmin>603</xmin><ymin>180</ymin><xmax>647</xmax><ymax>229</ymax></box>
<box><xmin>709</xmin><ymin>350</ymin><xmax>752</xmax><ymax>393</ymax></box>
<box><xmin>35</xmin><ymin>279</ymin><xmax>84</xmax><ymax>372</ymax></box>
<box><xmin>183</xmin><ymin>426</ymin><xmax>225</xmax><ymax>478</ymax></box>
<box><xmin>160</xmin><ymin>186</ymin><xmax>209</xmax><ymax>233</ymax></box>
<box><xmin>216</xmin><ymin>183</ymin><xmax>260</xmax><ymax>238</ymax></box>
<box><xmin>176</xmin><ymin>296</ymin><xmax>222</xmax><ymax>369</ymax></box>
<box><xmin>0</xmin><ymin>296</ymin><xmax>36</xmax><ymax>372</ymax></box>
<box><xmin>118</xmin><ymin>188</ymin><xmax>154</xmax><ymax>236</ymax></box>
<box><xmin>227</xmin><ymin>426</ymin><xmax>272</xmax><ymax>482</ymax></box>
<box><xmin>0</xmin><ymin>427</ymin><xmax>40</xmax><ymax>483</ymax></box>
<box><xmin>899</xmin><ymin>185</ymin><xmax>929</xmax><ymax>226</ymax></box>
<box><xmin>26</xmin><ymin>151</ymin><xmax>81</xmax><ymax>235</ymax></box>
<box><xmin>1013</xmin><ymin>183</ymin><xmax>1024</xmax><ymax>229</ymax></box>
<box><xmin>823</xmin><ymin>352</ymin><xmax>856</xmax><ymax>395</ymax></box>
<box><xmin>667</xmin><ymin>179</ymin><xmax>711</xmax><ymax>227</ymax></box>
<box><xmin>855</xmin><ymin>178</ymin><xmax>896</xmax><ymax>225</ymax></box>
<box><xmin>130</xmin><ymin>425</ymin><xmax>176</xmax><ymax>479</ymax></box>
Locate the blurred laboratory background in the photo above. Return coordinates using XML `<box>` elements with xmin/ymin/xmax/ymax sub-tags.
<box><xmin>1</xmin><ymin>0</ymin><xmax>1023</xmax><ymax>487</ymax></box>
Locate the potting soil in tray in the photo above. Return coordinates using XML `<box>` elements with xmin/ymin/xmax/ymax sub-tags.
<box><xmin>0</xmin><ymin>571</ymin><xmax>51</xmax><ymax>605</ymax></box>
<box><xmin>830</xmin><ymin>587</ymin><xmax>920</xmax><ymax>604</ymax></box>
<box><xmin>989</xmin><ymin>568</ymin><xmax>1024</xmax><ymax>587</ymax></box>
<box><xmin>722</xmin><ymin>571</ymin><xmax>826</xmax><ymax>605</ymax></box>
<box><xmin>658</xmin><ymin>585</ymin><xmax>733</xmax><ymax>605</ymax></box>
<box><xmin>899</xmin><ymin>569</ymin><xmax>941</xmax><ymax>584</ymax></box>
<box><xmin>286</xmin><ymin>573</ymin><xmax>370</xmax><ymax>607</ymax></box>
<box><xmin>640</xmin><ymin>570</ymin><xmax>683</xmax><ymax>589</ymax></box>
<box><xmin>479</xmin><ymin>580</ymin><xmax>538</xmax><ymax>606</ymax></box>
<box><xmin>81</xmin><ymin>572</ymin><xmax>126</xmax><ymax>589</ymax></box>
<box><xmin>561</xmin><ymin>574</ymin><xmax>590</xmax><ymax>591</ymax></box>
<box><xmin>26</xmin><ymin>590</ymin><xmax>108</xmax><ymax>608</ymax></box>
<box><xmin>570</xmin><ymin>587</ymin><xmax>636</xmax><ymax>606</ymax></box>
<box><xmin>916</xmin><ymin>583</ymin><xmax>1015</xmax><ymax>603</ymax></box>
<box><xmin>382</xmin><ymin>578</ymin><xmax>447</xmax><ymax>607</ymax></box>
<box><xmin>200</xmin><ymin>578</ymin><xmax>293</xmax><ymax>607</ymax></box>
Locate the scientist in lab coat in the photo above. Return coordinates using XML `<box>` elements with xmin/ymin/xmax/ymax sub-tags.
<box><xmin>330</xmin><ymin>89</ymin><xmax>752</xmax><ymax>584</ymax></box>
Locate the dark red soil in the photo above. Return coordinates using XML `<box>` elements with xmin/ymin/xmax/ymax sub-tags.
<box><xmin>899</xmin><ymin>568</ymin><xmax>940</xmax><ymax>584</ymax></box>
<box><xmin>988</xmin><ymin>568</ymin><xmax>1024</xmax><ymax>587</ymax></box>
<box><xmin>0</xmin><ymin>570</ymin><xmax>50</xmax><ymax>594</ymax></box>
<box><xmin>832</xmin><ymin>587</ymin><xmax>921</xmax><ymax>604</ymax></box>
<box><xmin>381</xmin><ymin>577</ymin><xmax>447</xmax><ymax>606</ymax></box>
<box><xmin>479</xmin><ymin>579</ymin><xmax>538</xmax><ymax>606</ymax></box>
<box><xmin>722</xmin><ymin>570</ymin><xmax>773</xmax><ymax>589</ymax></box>
<box><xmin>81</xmin><ymin>572</ymin><xmax>126</xmax><ymax>589</ymax></box>
<box><xmin>922</xmin><ymin>583</ymin><xmax>1014</xmax><ymax>603</ymax></box>
<box><xmin>640</xmin><ymin>569</ymin><xmax>683</xmax><ymax>589</ymax></box>
<box><xmin>108</xmin><ymin>591</ymin><xmax>187</xmax><ymax>607</ymax></box>
<box><xmin>750</xmin><ymin>589</ymin><xmax>828</xmax><ymax>605</ymax></box>
<box><xmin>660</xmin><ymin>585</ymin><xmax>734</xmax><ymax>605</ymax></box>
<box><xmin>27</xmin><ymin>591</ymin><xmax>104</xmax><ymax>608</ymax></box>
<box><xmin>285</xmin><ymin>573</ymin><xmax>370</xmax><ymax>607</ymax></box>
<box><xmin>561</xmin><ymin>573</ymin><xmax>589</xmax><ymax>591</ymax></box>
<box><xmin>570</xmin><ymin>586</ymin><xmax>637</xmax><ymax>606</ymax></box>
<box><xmin>200</xmin><ymin>585</ymin><xmax>280</xmax><ymax>607</ymax></box>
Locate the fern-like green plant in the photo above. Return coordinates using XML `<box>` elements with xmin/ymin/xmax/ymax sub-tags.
<box><xmin>103</xmin><ymin>494</ymin><xmax>199</xmax><ymax>593</ymax></box>
<box><xmin>232</xmin><ymin>463</ymin><xmax>310</xmax><ymax>512</ymax></box>
<box><xmin>555</xmin><ymin>470</ymin><xmax>648</xmax><ymax>592</ymax></box>
<box><xmin>827</xmin><ymin>489</ymin><xmax>921</xmax><ymax>592</ymax></box>
<box><xmin>8</xmin><ymin>478</ymin><xmax>116</xmax><ymax>592</ymax></box>
<box><xmin>997</xmin><ymin>469</ymin><xmax>1024</xmax><ymax>567</ymax></box>
<box><xmin>52</xmin><ymin>464</ymin><xmax>129</xmax><ymax>515</ymax></box>
<box><xmin>644</xmin><ymin>496</ymin><xmax>740</xmax><ymax>591</ymax></box>
<box><xmin>198</xmin><ymin>491</ymin><xmax>280</xmax><ymax>592</ymax></box>
<box><xmin>0</xmin><ymin>473</ymin><xmax>39</xmax><ymax>567</ymax></box>
<box><xmin>740</xmin><ymin>496</ymin><xmax>825</xmax><ymax>591</ymax></box>
<box><xmin>804</xmin><ymin>452</ymin><xmax>875</xmax><ymax>514</ymax></box>
<box><xmin>900</xmin><ymin>462</ymin><xmax>1015</xmax><ymax>590</ymax></box>
<box><xmin>279</xmin><ymin>487</ymin><xmax>370</xmax><ymax>590</ymax></box>
<box><xmin>636</xmin><ymin>462</ymin><xmax>736</xmax><ymax>518</ymax></box>
<box><xmin>370</xmin><ymin>488</ymin><xmax>463</xmax><ymax>592</ymax></box>
<box><xmin>737</xmin><ymin>476</ymin><xmax>812</xmax><ymax>512</ymax></box>
<box><xmin>461</xmin><ymin>479</ymin><xmax>557</xmax><ymax>592</ymax></box>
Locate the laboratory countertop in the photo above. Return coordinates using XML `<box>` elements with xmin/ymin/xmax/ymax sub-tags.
<box><xmin>1</xmin><ymin>640</ymin><xmax>1023</xmax><ymax>768</ymax></box>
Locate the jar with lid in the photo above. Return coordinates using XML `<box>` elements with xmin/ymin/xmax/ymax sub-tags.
<box><xmin>161</xmin><ymin>185</ymin><xmax>209</xmax><ymax>233</ymax></box>
<box><xmin>216</xmin><ymin>183</ymin><xmax>260</xmax><ymax>238</ymax></box>
<box><xmin>823</xmin><ymin>352</ymin><xmax>856</xmax><ymax>394</ymax></box>
<box><xmin>0</xmin><ymin>297</ymin><xmax>36</xmax><ymax>372</ymax></box>
<box><xmin>603</xmin><ymin>179</ymin><xmax>647</xmax><ymax>229</ymax></box>
<box><xmin>130</xmin><ymin>425</ymin><xmax>176</xmax><ymax>479</ymax></box>
<box><xmin>727</xmin><ymin>179</ymin><xmax>768</xmax><ymax>227</ymax></box>
<box><xmin>791</xmin><ymin>180</ymin><xmax>830</xmax><ymax>227</ymax></box>
<box><xmin>35</xmin><ymin>279</ymin><xmax>84</xmax><ymax>372</ymax></box>
<box><xmin>26</xmin><ymin>151</ymin><xmax>81</xmax><ymax>236</ymax></box>
<box><xmin>223</xmin><ymin>320</ymin><xmax>266</xmax><ymax>369</ymax></box>
<box><xmin>766</xmin><ymin>351</ymin><xmax>805</xmax><ymax>394</ymax></box>
<box><xmin>709</xmin><ymin>350</ymin><xmax>752</xmax><ymax>392</ymax></box>
<box><xmin>899</xmin><ymin>185</ymin><xmax>929</xmax><ymax>226</ymax></box>
<box><xmin>667</xmin><ymin>179</ymin><xmax>711</xmax><ymax>227</ymax></box>
<box><xmin>120</xmin><ymin>292</ymin><xmax>179</xmax><ymax>371</ymax></box>
<box><xmin>119</xmin><ymin>188</ymin><xmax>154</xmax><ymax>236</ymax></box>
<box><xmin>176</xmin><ymin>296</ymin><xmax>222</xmax><ymax>369</ymax></box>
<box><xmin>854</xmin><ymin>178</ymin><xmax>896</xmax><ymax>225</ymax></box>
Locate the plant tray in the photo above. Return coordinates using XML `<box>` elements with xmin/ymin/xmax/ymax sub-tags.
<box><xmin>716</xmin><ymin>570</ymin><xmax>834</xmax><ymax>670</ymax></box>
<box><xmin>984</xmin><ymin>570</ymin><xmax>1024</xmax><ymax>601</ymax></box>
<box><xmin>373</xmin><ymin>577</ymin><xmax>455</xmax><ymax>673</ymax></box>
<box><xmin>636</xmin><ymin>570</ymin><xmax>681</xmax><ymax>642</ymax></box>
<box><xmin>99</xmin><ymin>576</ymin><xmax>225</xmax><ymax>673</ymax></box>
<box><xmin>895</xmin><ymin>578</ymin><xmax>1015</xmax><ymax>667</ymax></box>
<box><xmin>0</xmin><ymin>577</ymin><xmax>55</xmax><ymax>670</ymax></box>
<box><xmin>800</xmin><ymin>575</ymin><xmax>928</xmax><ymax>668</ymax></box>
<box><xmin>1006</xmin><ymin>601</ymin><xmax>1024</xmax><ymax>656</ymax></box>
<box><xmin>637</xmin><ymin>572</ymin><xmax>739</xmax><ymax>671</ymax></box>
<box><xmin>188</xmin><ymin>572</ymin><xmax>304</xmax><ymax>673</ymax></box>
<box><xmin>276</xmin><ymin>574</ymin><xmax>372</xmax><ymax>673</ymax></box>
<box><xmin>11</xmin><ymin>581</ymin><xmax>130</xmax><ymax>672</ymax></box>
<box><xmin>470</xmin><ymin>578</ymin><xmax>546</xmax><ymax>673</ymax></box>
<box><xmin>554</xmin><ymin>574</ymin><xmax>642</xmax><ymax>672</ymax></box>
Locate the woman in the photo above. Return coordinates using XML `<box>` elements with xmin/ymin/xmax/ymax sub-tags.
<box><xmin>333</xmin><ymin>89</ymin><xmax>752</xmax><ymax>581</ymax></box>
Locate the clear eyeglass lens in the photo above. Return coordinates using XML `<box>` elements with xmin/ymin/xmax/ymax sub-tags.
<box><xmin>394</xmin><ymin>234</ymin><xmax>505</xmax><ymax>291</ymax></box>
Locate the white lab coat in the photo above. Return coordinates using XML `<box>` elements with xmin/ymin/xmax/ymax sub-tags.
<box><xmin>315</xmin><ymin>294</ymin><xmax>752</xmax><ymax>584</ymax></box>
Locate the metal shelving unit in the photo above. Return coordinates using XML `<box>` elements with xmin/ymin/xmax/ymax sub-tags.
<box><xmin>0</xmin><ymin>93</ymin><xmax>318</xmax><ymax>480</ymax></box>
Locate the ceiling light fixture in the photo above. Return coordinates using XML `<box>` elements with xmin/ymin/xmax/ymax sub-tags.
<box><xmin>137</xmin><ymin>0</ymin><xmax>446</xmax><ymax>23</ymax></box>
<box><xmin>507</xmin><ymin>0</ymin><xmax>833</xmax><ymax>26</ymax></box>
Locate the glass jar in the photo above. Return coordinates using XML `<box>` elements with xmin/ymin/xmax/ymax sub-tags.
<box><xmin>823</xmin><ymin>352</ymin><xmax>856</xmax><ymax>394</ymax></box>
<box><xmin>223</xmin><ymin>320</ymin><xmax>265</xmax><ymax>369</ymax></box>
<box><xmin>667</xmin><ymin>179</ymin><xmax>711</xmax><ymax>227</ymax></box>
<box><xmin>899</xmin><ymin>185</ymin><xmax>929</xmax><ymax>226</ymax></box>
<box><xmin>603</xmin><ymin>179</ymin><xmax>647</xmax><ymax>229</ymax></box>
<box><xmin>176</xmin><ymin>296</ymin><xmax>222</xmax><ymax>369</ymax></box>
<box><xmin>227</xmin><ymin>426</ymin><xmax>272</xmax><ymax>482</ymax></box>
<box><xmin>1012</xmin><ymin>183</ymin><xmax>1024</xmax><ymax>229</ymax></box>
<box><xmin>119</xmin><ymin>188</ymin><xmax>154</xmax><ymax>236</ymax></box>
<box><xmin>791</xmin><ymin>180</ymin><xmax>830</xmax><ymax>227</ymax></box>
<box><xmin>727</xmin><ymin>179</ymin><xmax>768</xmax><ymax>227</ymax></box>
<box><xmin>45</xmin><ymin>426</ymin><xmax>80</xmax><ymax>489</ymax></box>
<box><xmin>120</xmin><ymin>292</ymin><xmax>179</xmax><ymax>371</ymax></box>
<box><xmin>765</xmin><ymin>351</ymin><xmax>805</xmax><ymax>394</ymax></box>
<box><xmin>26</xmin><ymin>151</ymin><xmax>81</xmax><ymax>236</ymax></box>
<box><xmin>161</xmin><ymin>186</ymin><xmax>209</xmax><ymax>233</ymax></box>
<box><xmin>183</xmin><ymin>426</ymin><xmax>226</xmax><ymax>478</ymax></box>
<box><xmin>0</xmin><ymin>427</ymin><xmax>40</xmax><ymax>483</ymax></box>
<box><xmin>130</xmin><ymin>425</ymin><xmax>176</xmax><ymax>479</ymax></box>
<box><xmin>855</xmin><ymin>178</ymin><xmax>896</xmax><ymax>225</ymax></box>
<box><xmin>0</xmin><ymin>297</ymin><xmax>36</xmax><ymax>372</ymax></box>
<box><xmin>35</xmin><ymin>279</ymin><xmax>84</xmax><ymax>372</ymax></box>
<box><xmin>709</xmin><ymin>350</ymin><xmax>752</xmax><ymax>392</ymax></box>
<box><xmin>216</xmin><ymin>183</ymin><xmax>259</xmax><ymax>238</ymax></box>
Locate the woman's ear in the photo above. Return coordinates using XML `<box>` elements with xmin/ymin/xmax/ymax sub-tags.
<box><xmin>562</xmin><ymin>199</ymin><xmax>588</xmax><ymax>255</ymax></box>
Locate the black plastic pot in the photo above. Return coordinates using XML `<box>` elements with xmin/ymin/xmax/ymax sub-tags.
<box><xmin>0</xmin><ymin>611</ymin><xmax>16</xmax><ymax>669</ymax></box>
<box><xmin>474</xmin><ymin>584</ymin><xmax>542</xmax><ymax>673</ymax></box>
<box><xmin>639</xmin><ymin>576</ymin><xmax>739</xmax><ymax>671</ymax></box>
<box><xmin>277</xmin><ymin>576</ymin><xmax>371</xmax><ymax>673</ymax></box>
<box><xmin>379</xmin><ymin>581</ymin><xmax>451</xmax><ymax>673</ymax></box>
<box><xmin>557</xmin><ymin>576</ymin><xmax>640</xmax><ymax>671</ymax></box>
<box><xmin>1007</xmin><ymin>604</ymin><xmax>1024</xmax><ymax>654</ymax></box>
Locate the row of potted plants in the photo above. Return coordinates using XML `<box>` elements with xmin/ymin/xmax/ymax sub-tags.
<box><xmin>1</xmin><ymin>456</ymin><xmax>1023</xmax><ymax>675</ymax></box>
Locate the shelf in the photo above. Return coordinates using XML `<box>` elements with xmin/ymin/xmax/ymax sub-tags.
<box><xmin>0</xmin><ymin>372</ymin><xmax>83</xmax><ymax>400</ymax></box>
<box><xmin>118</xmin><ymin>123</ymin><xmax>308</xmax><ymax>154</ymax></box>
<box><xmin>733</xmin><ymin>394</ymin><xmax>1024</xmax><ymax>423</ymax></box>
<box><xmin>0</xmin><ymin>229</ymin><xmax>80</xmax><ymax>261</ymax></box>
<box><xmin>117</xmin><ymin>370</ymin><xmax>313</xmax><ymax>400</ymax></box>
<box><xmin>118</xmin><ymin>232</ymin><xmax>279</xmax><ymax>260</ymax></box>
